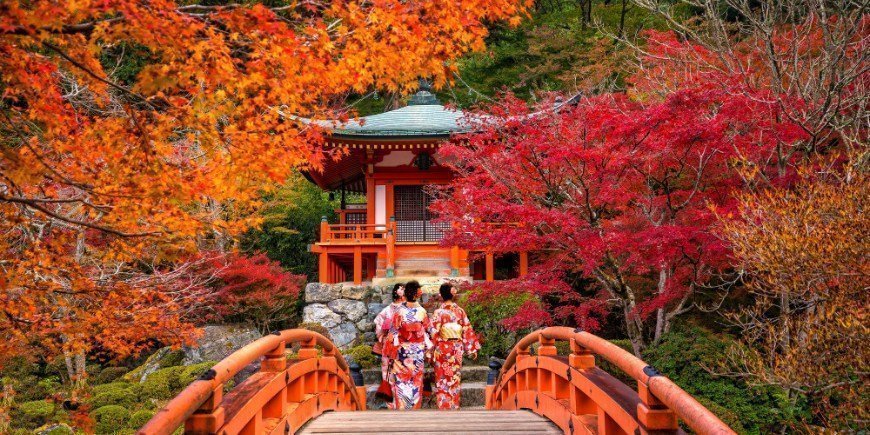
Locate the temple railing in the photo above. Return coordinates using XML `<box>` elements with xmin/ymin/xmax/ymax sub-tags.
<box><xmin>138</xmin><ymin>329</ymin><xmax>366</xmax><ymax>435</ymax></box>
<box><xmin>486</xmin><ymin>326</ymin><xmax>735</xmax><ymax>435</ymax></box>
<box><xmin>319</xmin><ymin>221</ymin><xmax>393</xmax><ymax>245</ymax></box>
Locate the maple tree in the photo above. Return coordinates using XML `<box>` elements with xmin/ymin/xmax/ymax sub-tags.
<box><xmin>720</xmin><ymin>174</ymin><xmax>869</xmax><ymax>430</ymax></box>
<box><xmin>0</xmin><ymin>0</ymin><xmax>529</xmax><ymax>375</ymax></box>
<box><xmin>434</xmin><ymin>86</ymin><xmax>791</xmax><ymax>354</ymax></box>
<box><xmin>434</xmin><ymin>1</ymin><xmax>867</xmax><ymax>358</ymax></box>
<box><xmin>211</xmin><ymin>252</ymin><xmax>305</xmax><ymax>335</ymax></box>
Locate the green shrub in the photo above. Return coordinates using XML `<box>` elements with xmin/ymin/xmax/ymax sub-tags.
<box><xmin>90</xmin><ymin>389</ymin><xmax>136</xmax><ymax>409</ymax></box>
<box><xmin>94</xmin><ymin>367</ymin><xmax>129</xmax><ymax>385</ymax></box>
<box><xmin>128</xmin><ymin>409</ymin><xmax>156</xmax><ymax>429</ymax></box>
<box><xmin>35</xmin><ymin>423</ymin><xmax>74</xmax><ymax>435</ymax></box>
<box><xmin>178</xmin><ymin>362</ymin><xmax>217</xmax><ymax>387</ymax></box>
<box><xmin>139</xmin><ymin>366</ymin><xmax>185</xmax><ymax>401</ymax></box>
<box><xmin>92</xmin><ymin>382</ymin><xmax>134</xmax><ymax>396</ymax></box>
<box><xmin>459</xmin><ymin>289</ymin><xmax>537</xmax><ymax>359</ymax></box>
<box><xmin>642</xmin><ymin>325</ymin><xmax>792</xmax><ymax>434</ymax></box>
<box><xmin>91</xmin><ymin>405</ymin><xmax>130</xmax><ymax>434</ymax></box>
<box><xmin>12</xmin><ymin>400</ymin><xmax>56</xmax><ymax>429</ymax></box>
<box><xmin>157</xmin><ymin>351</ymin><xmax>185</xmax><ymax>369</ymax></box>
<box><xmin>344</xmin><ymin>345</ymin><xmax>377</xmax><ymax>369</ymax></box>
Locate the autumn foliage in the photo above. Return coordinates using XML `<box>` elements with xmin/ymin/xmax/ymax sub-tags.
<box><xmin>0</xmin><ymin>0</ymin><xmax>528</xmax><ymax>367</ymax></box>
<box><xmin>434</xmin><ymin>10</ymin><xmax>867</xmax><ymax>357</ymax></box>
<box><xmin>211</xmin><ymin>253</ymin><xmax>304</xmax><ymax>334</ymax></box>
<box><xmin>720</xmin><ymin>175</ymin><xmax>869</xmax><ymax>427</ymax></box>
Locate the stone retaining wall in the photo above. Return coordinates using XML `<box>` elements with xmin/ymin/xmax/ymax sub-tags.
<box><xmin>303</xmin><ymin>283</ymin><xmax>391</xmax><ymax>349</ymax></box>
<box><xmin>302</xmin><ymin>281</ymin><xmax>443</xmax><ymax>350</ymax></box>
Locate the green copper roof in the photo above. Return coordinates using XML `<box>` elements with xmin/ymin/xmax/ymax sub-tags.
<box><xmin>326</xmin><ymin>102</ymin><xmax>467</xmax><ymax>136</ymax></box>
<box><xmin>295</xmin><ymin>82</ymin><xmax>468</xmax><ymax>137</ymax></box>
<box><xmin>287</xmin><ymin>83</ymin><xmax>581</xmax><ymax>138</ymax></box>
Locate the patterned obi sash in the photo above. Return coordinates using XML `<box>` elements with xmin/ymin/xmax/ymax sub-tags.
<box><xmin>439</xmin><ymin>322</ymin><xmax>462</xmax><ymax>340</ymax></box>
<box><xmin>399</xmin><ymin>321</ymin><xmax>427</xmax><ymax>343</ymax></box>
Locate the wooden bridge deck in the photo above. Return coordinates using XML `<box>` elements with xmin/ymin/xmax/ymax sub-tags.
<box><xmin>298</xmin><ymin>410</ymin><xmax>562</xmax><ymax>434</ymax></box>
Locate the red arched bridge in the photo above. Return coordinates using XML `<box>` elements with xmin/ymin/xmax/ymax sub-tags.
<box><xmin>138</xmin><ymin>327</ymin><xmax>735</xmax><ymax>435</ymax></box>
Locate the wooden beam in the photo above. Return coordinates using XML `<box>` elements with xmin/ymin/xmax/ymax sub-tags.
<box><xmin>485</xmin><ymin>253</ymin><xmax>495</xmax><ymax>282</ymax></box>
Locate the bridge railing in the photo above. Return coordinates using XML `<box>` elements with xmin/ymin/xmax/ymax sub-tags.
<box><xmin>486</xmin><ymin>326</ymin><xmax>735</xmax><ymax>435</ymax></box>
<box><xmin>138</xmin><ymin>329</ymin><xmax>365</xmax><ymax>435</ymax></box>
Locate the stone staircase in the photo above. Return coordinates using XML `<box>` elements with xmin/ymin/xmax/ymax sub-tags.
<box><xmin>362</xmin><ymin>364</ymin><xmax>489</xmax><ymax>410</ymax></box>
<box><xmin>393</xmin><ymin>258</ymin><xmax>453</xmax><ymax>277</ymax></box>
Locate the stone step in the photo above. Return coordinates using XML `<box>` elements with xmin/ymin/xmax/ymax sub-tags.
<box><xmin>361</xmin><ymin>365</ymin><xmax>489</xmax><ymax>385</ymax></box>
<box><xmin>365</xmin><ymin>381</ymin><xmax>487</xmax><ymax>410</ymax></box>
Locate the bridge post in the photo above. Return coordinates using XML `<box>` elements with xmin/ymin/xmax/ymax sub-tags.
<box><xmin>348</xmin><ymin>362</ymin><xmax>368</xmax><ymax>411</ymax></box>
<box><xmin>261</xmin><ymin>340</ymin><xmax>287</xmax><ymax>372</ymax></box>
<box><xmin>184</xmin><ymin>385</ymin><xmax>225</xmax><ymax>434</ymax></box>
<box><xmin>569</xmin><ymin>338</ymin><xmax>595</xmax><ymax>370</ymax></box>
<box><xmin>299</xmin><ymin>337</ymin><xmax>318</xmax><ymax>359</ymax></box>
<box><xmin>637</xmin><ymin>367</ymin><xmax>678</xmax><ymax>433</ymax></box>
<box><xmin>538</xmin><ymin>336</ymin><xmax>557</xmax><ymax>356</ymax></box>
<box><xmin>485</xmin><ymin>358</ymin><xmax>503</xmax><ymax>407</ymax></box>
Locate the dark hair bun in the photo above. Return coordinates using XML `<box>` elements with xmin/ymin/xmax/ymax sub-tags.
<box><xmin>404</xmin><ymin>280</ymin><xmax>422</xmax><ymax>301</ymax></box>
<box><xmin>439</xmin><ymin>283</ymin><xmax>453</xmax><ymax>301</ymax></box>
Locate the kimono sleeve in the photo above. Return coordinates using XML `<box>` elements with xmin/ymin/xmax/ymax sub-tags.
<box><xmin>429</xmin><ymin>308</ymin><xmax>443</xmax><ymax>339</ymax></box>
<box><xmin>458</xmin><ymin>307</ymin><xmax>481</xmax><ymax>354</ymax></box>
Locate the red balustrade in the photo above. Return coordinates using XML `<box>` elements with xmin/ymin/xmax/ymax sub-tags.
<box><xmin>486</xmin><ymin>326</ymin><xmax>735</xmax><ymax>435</ymax></box>
<box><xmin>138</xmin><ymin>329</ymin><xmax>365</xmax><ymax>435</ymax></box>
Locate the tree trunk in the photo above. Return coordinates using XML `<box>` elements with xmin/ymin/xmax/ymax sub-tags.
<box><xmin>653</xmin><ymin>266</ymin><xmax>667</xmax><ymax>344</ymax></box>
<box><xmin>618</xmin><ymin>0</ymin><xmax>628</xmax><ymax>39</ymax></box>
<box><xmin>63</xmin><ymin>351</ymin><xmax>88</xmax><ymax>386</ymax></box>
<box><xmin>586</xmin><ymin>0</ymin><xmax>593</xmax><ymax>26</ymax></box>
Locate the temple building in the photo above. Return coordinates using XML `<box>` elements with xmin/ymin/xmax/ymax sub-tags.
<box><xmin>302</xmin><ymin>84</ymin><xmax>529</xmax><ymax>285</ymax></box>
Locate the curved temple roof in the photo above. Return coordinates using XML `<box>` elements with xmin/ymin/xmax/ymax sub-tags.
<box><xmin>303</xmin><ymin>87</ymin><xmax>469</xmax><ymax>137</ymax></box>
<box><xmin>288</xmin><ymin>81</ymin><xmax>580</xmax><ymax>139</ymax></box>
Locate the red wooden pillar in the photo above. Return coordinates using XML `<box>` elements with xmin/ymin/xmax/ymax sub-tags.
<box><xmin>485</xmin><ymin>253</ymin><xmax>495</xmax><ymax>282</ymax></box>
<box><xmin>365</xmin><ymin>255</ymin><xmax>375</xmax><ymax>281</ymax></box>
<box><xmin>353</xmin><ymin>246</ymin><xmax>362</xmax><ymax>285</ymax></box>
<box><xmin>450</xmin><ymin>246</ymin><xmax>460</xmax><ymax>276</ymax></box>
<box><xmin>320</xmin><ymin>216</ymin><xmax>330</xmax><ymax>243</ymax></box>
<box><xmin>519</xmin><ymin>251</ymin><xmax>529</xmax><ymax>277</ymax></box>
<box><xmin>319</xmin><ymin>252</ymin><xmax>329</xmax><ymax>283</ymax></box>
<box><xmin>366</xmin><ymin>176</ymin><xmax>376</xmax><ymax>226</ymax></box>
<box><xmin>386</xmin><ymin>217</ymin><xmax>396</xmax><ymax>277</ymax></box>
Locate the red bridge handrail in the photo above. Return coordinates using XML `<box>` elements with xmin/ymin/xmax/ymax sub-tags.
<box><xmin>493</xmin><ymin>326</ymin><xmax>734</xmax><ymax>434</ymax></box>
<box><xmin>138</xmin><ymin>329</ymin><xmax>363</xmax><ymax>434</ymax></box>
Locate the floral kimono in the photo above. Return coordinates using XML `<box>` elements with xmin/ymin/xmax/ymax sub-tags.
<box><xmin>430</xmin><ymin>301</ymin><xmax>481</xmax><ymax>410</ymax></box>
<box><xmin>373</xmin><ymin>302</ymin><xmax>404</xmax><ymax>382</ymax></box>
<box><xmin>387</xmin><ymin>302</ymin><xmax>433</xmax><ymax>410</ymax></box>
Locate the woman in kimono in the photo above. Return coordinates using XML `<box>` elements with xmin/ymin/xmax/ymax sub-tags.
<box><xmin>373</xmin><ymin>283</ymin><xmax>405</xmax><ymax>400</ymax></box>
<box><xmin>430</xmin><ymin>283</ymin><xmax>480</xmax><ymax>410</ymax></box>
<box><xmin>387</xmin><ymin>280</ymin><xmax>433</xmax><ymax>410</ymax></box>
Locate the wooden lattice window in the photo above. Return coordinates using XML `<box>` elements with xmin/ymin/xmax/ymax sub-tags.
<box><xmin>394</xmin><ymin>185</ymin><xmax>448</xmax><ymax>242</ymax></box>
<box><xmin>345</xmin><ymin>212</ymin><xmax>367</xmax><ymax>225</ymax></box>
